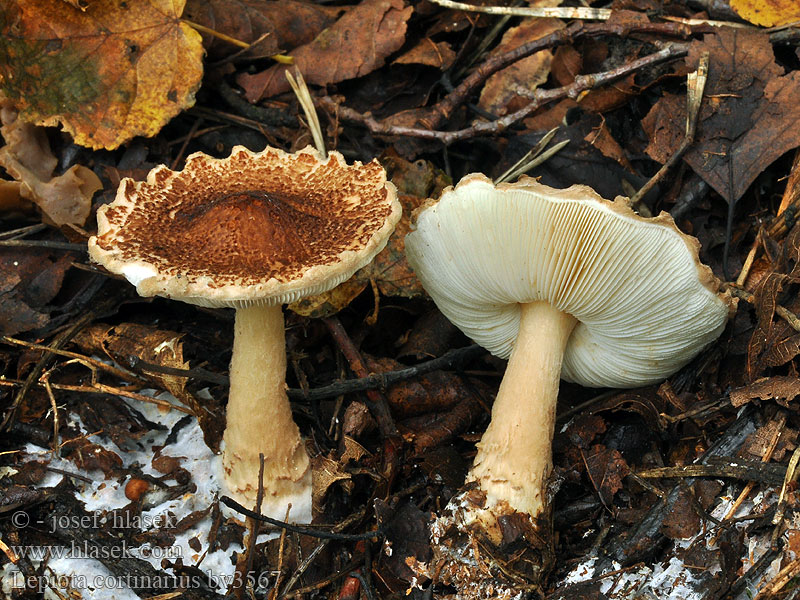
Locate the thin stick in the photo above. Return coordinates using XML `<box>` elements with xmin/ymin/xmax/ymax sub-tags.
<box><xmin>428</xmin><ymin>0</ymin><xmax>611</xmax><ymax>20</ymax></box>
<box><xmin>129</xmin><ymin>344</ymin><xmax>484</xmax><ymax>401</ymax></box>
<box><xmin>0</xmin><ymin>239</ymin><xmax>86</xmax><ymax>251</ymax></box>
<box><xmin>630</xmin><ymin>51</ymin><xmax>709</xmax><ymax>208</ymax></box>
<box><xmin>41</xmin><ymin>375</ymin><xmax>61</xmax><ymax>459</ymax></box>
<box><xmin>2</xmin><ymin>336</ymin><xmax>141</xmax><ymax>383</ymax></box>
<box><xmin>322</xmin><ymin>43</ymin><xmax>689</xmax><ymax>145</ymax></box>
<box><xmin>0</xmin><ymin>378</ymin><xmax>192</xmax><ymax>414</ymax></box>
<box><xmin>220</xmin><ymin>497</ymin><xmax>382</xmax><ymax>541</ymax></box>
<box><xmin>322</xmin><ymin>317</ymin><xmax>398</xmax><ymax>438</ymax></box>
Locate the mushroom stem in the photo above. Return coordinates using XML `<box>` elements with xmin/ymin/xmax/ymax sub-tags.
<box><xmin>468</xmin><ymin>301</ymin><xmax>577</xmax><ymax>518</ymax></box>
<box><xmin>222</xmin><ymin>303</ymin><xmax>312</xmax><ymax>522</ymax></box>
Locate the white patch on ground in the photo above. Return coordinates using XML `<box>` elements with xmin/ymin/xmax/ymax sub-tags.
<box><xmin>559</xmin><ymin>484</ymin><xmax>780</xmax><ymax>599</ymax></box>
<box><xmin>6</xmin><ymin>390</ymin><xmax>243</xmax><ymax>599</ymax></box>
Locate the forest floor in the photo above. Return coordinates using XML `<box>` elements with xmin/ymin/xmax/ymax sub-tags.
<box><xmin>2</xmin><ymin>1</ymin><xmax>800</xmax><ymax>599</ymax></box>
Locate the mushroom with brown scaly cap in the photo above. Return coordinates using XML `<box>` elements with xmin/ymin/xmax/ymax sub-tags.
<box><xmin>404</xmin><ymin>173</ymin><xmax>734</xmax><ymax>594</ymax></box>
<box><xmin>89</xmin><ymin>145</ymin><xmax>400</xmax><ymax>523</ymax></box>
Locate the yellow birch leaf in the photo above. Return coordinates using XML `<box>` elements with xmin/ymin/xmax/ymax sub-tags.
<box><xmin>730</xmin><ymin>0</ymin><xmax>800</xmax><ymax>27</ymax></box>
<box><xmin>0</xmin><ymin>0</ymin><xmax>203</xmax><ymax>150</ymax></box>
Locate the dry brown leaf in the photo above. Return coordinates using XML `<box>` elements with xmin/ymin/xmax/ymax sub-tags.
<box><xmin>394</xmin><ymin>39</ymin><xmax>456</xmax><ymax>70</ymax></box>
<box><xmin>238</xmin><ymin>0</ymin><xmax>412</xmax><ymax>101</ymax></box>
<box><xmin>743</xmin><ymin>418</ymin><xmax>798</xmax><ymax>461</ymax></box>
<box><xmin>0</xmin><ymin>0</ymin><xmax>203</xmax><ymax>150</ymax></box>
<box><xmin>748</xmin><ymin>225</ymin><xmax>800</xmax><ymax>376</ymax></box>
<box><xmin>340</xmin><ymin>436</ymin><xmax>370</xmax><ymax>464</ymax></box>
<box><xmin>70</xmin><ymin>322</ymin><xmax>224</xmax><ymax>449</ymax></box>
<box><xmin>583</xmin><ymin>444</ymin><xmax>629</xmax><ymax>506</ymax></box>
<box><xmin>311</xmin><ymin>453</ymin><xmax>353</xmax><ymax>509</ymax></box>
<box><xmin>183</xmin><ymin>0</ymin><xmax>341</xmax><ymax>59</ymax></box>
<box><xmin>0</xmin><ymin>250</ymin><xmax>75</xmax><ymax>336</ymax></box>
<box><xmin>360</xmin><ymin>194</ymin><xmax>427</xmax><ymax>299</ymax></box>
<box><xmin>287</xmin><ymin>276</ymin><xmax>367</xmax><ymax>319</ymax></box>
<box><xmin>585</xmin><ymin>120</ymin><xmax>634</xmax><ymax>172</ymax></box>
<box><xmin>0</xmin><ymin>97</ymin><xmax>100</xmax><ymax>226</ymax></box>
<box><xmin>477</xmin><ymin>18</ymin><xmax>562</xmax><ymax>117</ymax></box>
<box><xmin>730</xmin><ymin>0</ymin><xmax>800</xmax><ymax>27</ymax></box>
<box><xmin>643</xmin><ymin>28</ymin><xmax>800</xmax><ymax>204</ymax></box>
<box><xmin>661</xmin><ymin>484</ymin><xmax>702</xmax><ymax>539</ymax></box>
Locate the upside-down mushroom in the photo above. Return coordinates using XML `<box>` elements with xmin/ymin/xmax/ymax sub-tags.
<box><xmin>89</xmin><ymin>145</ymin><xmax>400</xmax><ymax>522</ymax></box>
<box><xmin>405</xmin><ymin>173</ymin><xmax>734</xmax><ymax>592</ymax></box>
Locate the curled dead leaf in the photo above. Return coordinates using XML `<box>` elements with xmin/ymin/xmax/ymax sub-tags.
<box><xmin>0</xmin><ymin>96</ymin><xmax>100</xmax><ymax>226</ymax></box>
<box><xmin>238</xmin><ymin>0</ymin><xmax>412</xmax><ymax>101</ymax></box>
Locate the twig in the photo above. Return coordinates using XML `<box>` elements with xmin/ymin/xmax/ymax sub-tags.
<box><xmin>41</xmin><ymin>374</ymin><xmax>61</xmax><ymax>459</ymax></box>
<box><xmin>636</xmin><ymin>460</ymin><xmax>786</xmax><ymax>486</ymax></box>
<box><xmin>0</xmin><ymin>378</ymin><xmax>193</xmax><ymax>414</ymax></box>
<box><xmin>290</xmin><ymin>344</ymin><xmax>482</xmax><ymax>401</ymax></box>
<box><xmin>427</xmin><ymin>0</ymin><xmax>611</xmax><ymax>19</ymax></box>
<box><xmin>771</xmin><ymin>445</ymin><xmax>800</xmax><ymax>547</ymax></box>
<box><xmin>726</xmin><ymin>285</ymin><xmax>800</xmax><ymax>334</ymax></box>
<box><xmin>0</xmin><ymin>306</ymin><xmax>107</xmax><ymax>432</ymax></box>
<box><xmin>0</xmin><ymin>223</ymin><xmax>47</xmax><ymax>240</ymax></box>
<box><xmin>219</xmin><ymin>497</ymin><xmax>382</xmax><ymax>541</ymax></box>
<box><xmin>279</xmin><ymin>507</ymin><xmax>367</xmax><ymax>596</ymax></box>
<box><xmin>0</xmin><ymin>239</ymin><xmax>86</xmax><ymax>251</ymax></box>
<box><xmin>322</xmin><ymin>43</ymin><xmax>689</xmax><ymax>145</ymax></box>
<box><xmin>130</xmin><ymin>344</ymin><xmax>484</xmax><ymax>400</ymax></box>
<box><xmin>2</xmin><ymin>335</ymin><xmax>142</xmax><ymax>383</ymax></box>
<box><xmin>322</xmin><ymin>317</ymin><xmax>399</xmax><ymax>438</ymax></box>
<box><xmin>630</xmin><ymin>51</ymin><xmax>709</xmax><ymax>208</ymax></box>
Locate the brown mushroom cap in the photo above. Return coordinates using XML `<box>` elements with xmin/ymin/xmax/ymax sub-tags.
<box><xmin>89</xmin><ymin>145</ymin><xmax>401</xmax><ymax>306</ymax></box>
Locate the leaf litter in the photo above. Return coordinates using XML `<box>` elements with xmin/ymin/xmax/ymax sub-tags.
<box><xmin>4</xmin><ymin>1</ymin><xmax>800</xmax><ymax>599</ymax></box>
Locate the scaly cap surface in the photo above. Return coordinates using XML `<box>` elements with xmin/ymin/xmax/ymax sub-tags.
<box><xmin>89</xmin><ymin>145</ymin><xmax>401</xmax><ymax>307</ymax></box>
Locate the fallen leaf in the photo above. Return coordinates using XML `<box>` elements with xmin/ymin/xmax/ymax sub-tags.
<box><xmin>0</xmin><ymin>96</ymin><xmax>100</xmax><ymax>226</ymax></box>
<box><xmin>743</xmin><ymin>418</ymin><xmax>797</xmax><ymax>461</ymax></box>
<box><xmin>478</xmin><ymin>18</ymin><xmax>562</xmax><ymax>117</ymax></box>
<box><xmin>0</xmin><ymin>0</ymin><xmax>203</xmax><ymax>150</ymax></box>
<box><xmin>748</xmin><ymin>224</ymin><xmax>800</xmax><ymax>376</ymax></box>
<box><xmin>394</xmin><ymin>39</ymin><xmax>456</xmax><ymax>70</ymax></box>
<box><xmin>582</xmin><ymin>444</ymin><xmax>630</xmax><ymax>506</ymax></box>
<box><xmin>642</xmin><ymin>28</ymin><xmax>800</xmax><ymax>203</ymax></box>
<box><xmin>72</xmin><ymin>322</ymin><xmax>223</xmax><ymax>450</ymax></box>
<box><xmin>183</xmin><ymin>0</ymin><xmax>341</xmax><ymax>59</ymax></box>
<box><xmin>584</xmin><ymin>119</ymin><xmax>635</xmax><ymax>172</ymax></box>
<box><xmin>340</xmin><ymin>436</ymin><xmax>370</xmax><ymax>464</ymax></box>
<box><xmin>287</xmin><ymin>276</ymin><xmax>367</xmax><ymax>319</ymax></box>
<box><xmin>341</xmin><ymin>401</ymin><xmax>376</xmax><ymax>439</ymax></box>
<box><xmin>66</xmin><ymin>439</ymin><xmax>123</xmax><ymax>476</ymax></box>
<box><xmin>661</xmin><ymin>484</ymin><xmax>701</xmax><ymax>539</ymax></box>
<box><xmin>0</xmin><ymin>249</ymin><xmax>75</xmax><ymax>335</ymax></box>
<box><xmin>730</xmin><ymin>0</ymin><xmax>800</xmax><ymax>27</ymax></box>
<box><xmin>238</xmin><ymin>0</ymin><xmax>413</xmax><ymax>101</ymax></box>
<box><xmin>360</xmin><ymin>194</ymin><xmax>427</xmax><ymax>299</ymax></box>
<box><xmin>311</xmin><ymin>453</ymin><xmax>353</xmax><ymax>509</ymax></box>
